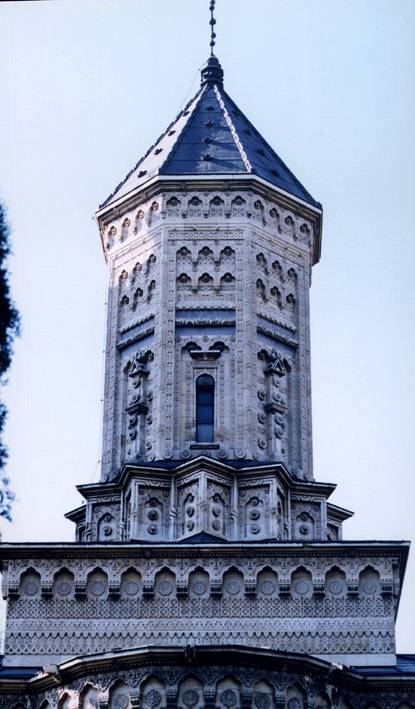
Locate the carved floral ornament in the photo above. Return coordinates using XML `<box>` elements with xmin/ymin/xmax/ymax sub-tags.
<box><xmin>125</xmin><ymin>350</ymin><xmax>154</xmax><ymax>377</ymax></box>
<box><xmin>258</xmin><ymin>348</ymin><xmax>291</xmax><ymax>377</ymax></box>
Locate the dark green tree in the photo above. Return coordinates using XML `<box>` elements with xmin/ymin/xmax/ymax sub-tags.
<box><xmin>0</xmin><ymin>202</ymin><xmax>20</xmax><ymax>520</ymax></box>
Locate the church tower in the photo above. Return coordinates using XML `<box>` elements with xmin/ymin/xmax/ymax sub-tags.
<box><xmin>66</xmin><ymin>52</ymin><xmax>343</xmax><ymax>548</ymax></box>
<box><xmin>1</xmin><ymin>7</ymin><xmax>414</xmax><ymax>707</ymax></box>
<box><xmin>65</xmin><ymin>51</ymin><xmax>333</xmax><ymax>547</ymax></box>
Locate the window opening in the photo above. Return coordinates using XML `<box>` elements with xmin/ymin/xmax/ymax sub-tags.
<box><xmin>196</xmin><ymin>374</ymin><xmax>215</xmax><ymax>442</ymax></box>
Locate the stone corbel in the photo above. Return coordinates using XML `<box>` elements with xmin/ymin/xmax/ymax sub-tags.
<box><xmin>74</xmin><ymin>583</ymin><xmax>86</xmax><ymax>600</ymax></box>
<box><xmin>244</xmin><ymin>582</ymin><xmax>256</xmax><ymax>598</ymax></box>
<box><xmin>210</xmin><ymin>582</ymin><xmax>222</xmax><ymax>598</ymax></box>
<box><xmin>314</xmin><ymin>582</ymin><xmax>325</xmax><ymax>599</ymax></box>
<box><xmin>108</xmin><ymin>583</ymin><xmax>120</xmax><ymax>600</ymax></box>
<box><xmin>142</xmin><ymin>583</ymin><xmax>154</xmax><ymax>599</ymax></box>
<box><xmin>279</xmin><ymin>582</ymin><xmax>290</xmax><ymax>597</ymax></box>
<box><xmin>240</xmin><ymin>689</ymin><xmax>253</xmax><ymax>708</ymax></box>
<box><xmin>126</xmin><ymin>400</ymin><xmax>148</xmax><ymax>416</ymax></box>
<box><xmin>130</xmin><ymin>691</ymin><xmax>141</xmax><ymax>708</ymax></box>
<box><xmin>98</xmin><ymin>689</ymin><xmax>109</xmax><ymax>709</ymax></box>
<box><xmin>381</xmin><ymin>582</ymin><xmax>393</xmax><ymax>598</ymax></box>
<box><xmin>203</xmin><ymin>689</ymin><xmax>216</xmax><ymax>708</ymax></box>
<box><xmin>347</xmin><ymin>582</ymin><xmax>359</xmax><ymax>597</ymax></box>
<box><xmin>41</xmin><ymin>584</ymin><xmax>53</xmax><ymax>599</ymax></box>
<box><xmin>176</xmin><ymin>582</ymin><xmax>188</xmax><ymax>599</ymax></box>
<box><xmin>165</xmin><ymin>689</ymin><xmax>178</xmax><ymax>708</ymax></box>
<box><xmin>264</xmin><ymin>400</ymin><xmax>287</xmax><ymax>414</ymax></box>
<box><xmin>7</xmin><ymin>583</ymin><xmax>19</xmax><ymax>599</ymax></box>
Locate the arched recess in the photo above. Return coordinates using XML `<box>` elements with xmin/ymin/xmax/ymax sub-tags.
<box><xmin>325</xmin><ymin>566</ymin><xmax>347</xmax><ymax>598</ymax></box>
<box><xmin>188</xmin><ymin>567</ymin><xmax>210</xmax><ymax>599</ymax></box>
<box><xmin>315</xmin><ymin>691</ymin><xmax>331</xmax><ymax>708</ymax></box>
<box><xmin>140</xmin><ymin>676</ymin><xmax>166</xmax><ymax>709</ymax></box>
<box><xmin>177</xmin><ymin>675</ymin><xmax>204</xmax><ymax>709</ymax></box>
<box><xmin>154</xmin><ymin>567</ymin><xmax>176</xmax><ymax>599</ymax></box>
<box><xmin>215</xmin><ymin>676</ymin><xmax>242</xmax><ymax>709</ymax></box>
<box><xmin>80</xmin><ymin>684</ymin><xmax>100</xmax><ymax>709</ymax></box>
<box><xmin>252</xmin><ymin>680</ymin><xmax>274</xmax><ymax>708</ymax></box>
<box><xmin>86</xmin><ymin>568</ymin><xmax>108</xmax><ymax>601</ymax></box>
<box><xmin>256</xmin><ymin>567</ymin><xmax>278</xmax><ymax>598</ymax></box>
<box><xmin>39</xmin><ymin>701</ymin><xmax>51</xmax><ymax>709</ymax></box>
<box><xmin>120</xmin><ymin>568</ymin><xmax>142</xmax><ymax>599</ymax></box>
<box><xmin>109</xmin><ymin>680</ymin><xmax>131</xmax><ymax>709</ymax></box>
<box><xmin>231</xmin><ymin>195</ymin><xmax>246</xmax><ymax>217</ymax></box>
<box><xmin>58</xmin><ymin>692</ymin><xmax>74</xmax><ymax>709</ymax></box>
<box><xmin>359</xmin><ymin>566</ymin><xmax>381</xmax><ymax>597</ymax></box>
<box><xmin>291</xmin><ymin>566</ymin><xmax>313</xmax><ymax>600</ymax></box>
<box><xmin>52</xmin><ymin>568</ymin><xmax>75</xmax><ymax>599</ymax></box>
<box><xmin>19</xmin><ymin>568</ymin><xmax>41</xmax><ymax>598</ymax></box>
<box><xmin>285</xmin><ymin>682</ymin><xmax>307</xmax><ymax>708</ymax></box>
<box><xmin>222</xmin><ymin>567</ymin><xmax>244</xmax><ymax>599</ymax></box>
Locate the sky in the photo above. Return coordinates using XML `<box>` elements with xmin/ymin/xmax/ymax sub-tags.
<box><xmin>1</xmin><ymin>0</ymin><xmax>415</xmax><ymax>652</ymax></box>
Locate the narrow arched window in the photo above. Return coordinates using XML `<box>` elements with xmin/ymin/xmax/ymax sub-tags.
<box><xmin>196</xmin><ymin>374</ymin><xmax>215</xmax><ymax>442</ymax></box>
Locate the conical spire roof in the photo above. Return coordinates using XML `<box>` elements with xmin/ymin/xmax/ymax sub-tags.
<box><xmin>100</xmin><ymin>57</ymin><xmax>319</xmax><ymax>210</ymax></box>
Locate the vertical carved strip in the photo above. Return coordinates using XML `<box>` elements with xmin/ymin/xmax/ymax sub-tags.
<box><xmin>297</xmin><ymin>254</ymin><xmax>312</xmax><ymax>479</ymax></box>
<box><xmin>102</xmin><ymin>256</ymin><xmax>119</xmax><ymax>480</ymax></box>
<box><xmin>234</xmin><ymin>232</ymin><xmax>246</xmax><ymax>458</ymax></box>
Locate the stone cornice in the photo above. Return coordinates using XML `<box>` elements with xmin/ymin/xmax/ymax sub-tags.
<box><xmin>73</xmin><ymin>457</ymin><xmax>339</xmax><ymax>505</ymax></box>
<box><xmin>0</xmin><ymin>540</ymin><xmax>409</xmax><ymax>564</ymax></box>
<box><xmin>1</xmin><ymin>645</ymin><xmax>414</xmax><ymax>695</ymax></box>
<box><xmin>95</xmin><ymin>175</ymin><xmax>322</xmax><ymax>265</ymax></box>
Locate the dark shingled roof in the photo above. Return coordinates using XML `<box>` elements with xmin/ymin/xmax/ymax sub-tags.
<box><xmin>0</xmin><ymin>661</ymin><xmax>42</xmax><ymax>679</ymax></box>
<box><xmin>354</xmin><ymin>655</ymin><xmax>415</xmax><ymax>676</ymax></box>
<box><xmin>100</xmin><ymin>56</ymin><xmax>319</xmax><ymax>210</ymax></box>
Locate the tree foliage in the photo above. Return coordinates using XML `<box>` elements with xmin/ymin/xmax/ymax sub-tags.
<box><xmin>0</xmin><ymin>202</ymin><xmax>20</xmax><ymax>520</ymax></box>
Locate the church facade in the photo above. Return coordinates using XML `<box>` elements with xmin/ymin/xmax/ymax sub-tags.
<box><xmin>0</xmin><ymin>51</ymin><xmax>414</xmax><ymax>708</ymax></box>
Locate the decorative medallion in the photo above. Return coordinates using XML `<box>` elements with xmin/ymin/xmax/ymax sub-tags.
<box><xmin>225</xmin><ymin>580</ymin><xmax>241</xmax><ymax>596</ymax></box>
<box><xmin>124</xmin><ymin>581</ymin><xmax>140</xmax><ymax>596</ymax></box>
<box><xmin>182</xmin><ymin>689</ymin><xmax>199</xmax><ymax>707</ymax></box>
<box><xmin>157</xmin><ymin>581</ymin><xmax>173</xmax><ymax>596</ymax></box>
<box><xmin>113</xmin><ymin>694</ymin><xmax>129</xmax><ymax>709</ymax></box>
<box><xmin>142</xmin><ymin>690</ymin><xmax>162</xmax><ymax>708</ymax></box>
<box><xmin>259</xmin><ymin>580</ymin><xmax>276</xmax><ymax>596</ymax></box>
<box><xmin>90</xmin><ymin>581</ymin><xmax>105</xmax><ymax>597</ymax></box>
<box><xmin>328</xmin><ymin>580</ymin><xmax>345</xmax><ymax>595</ymax></box>
<box><xmin>293</xmin><ymin>580</ymin><xmax>311</xmax><ymax>596</ymax></box>
<box><xmin>362</xmin><ymin>579</ymin><xmax>379</xmax><ymax>595</ymax></box>
<box><xmin>56</xmin><ymin>581</ymin><xmax>72</xmax><ymax>596</ymax></box>
<box><xmin>253</xmin><ymin>694</ymin><xmax>271</xmax><ymax>709</ymax></box>
<box><xmin>191</xmin><ymin>581</ymin><xmax>207</xmax><ymax>596</ymax></box>
<box><xmin>219</xmin><ymin>689</ymin><xmax>238</xmax><ymax>707</ymax></box>
<box><xmin>23</xmin><ymin>582</ymin><xmax>39</xmax><ymax>596</ymax></box>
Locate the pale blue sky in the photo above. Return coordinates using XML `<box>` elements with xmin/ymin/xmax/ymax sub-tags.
<box><xmin>1</xmin><ymin>0</ymin><xmax>415</xmax><ymax>650</ymax></box>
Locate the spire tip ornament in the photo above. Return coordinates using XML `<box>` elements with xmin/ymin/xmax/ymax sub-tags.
<box><xmin>201</xmin><ymin>1</ymin><xmax>224</xmax><ymax>86</ymax></box>
<box><xmin>209</xmin><ymin>0</ymin><xmax>217</xmax><ymax>55</ymax></box>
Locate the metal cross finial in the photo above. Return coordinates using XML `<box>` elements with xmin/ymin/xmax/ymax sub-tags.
<box><xmin>209</xmin><ymin>0</ymin><xmax>217</xmax><ymax>55</ymax></box>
